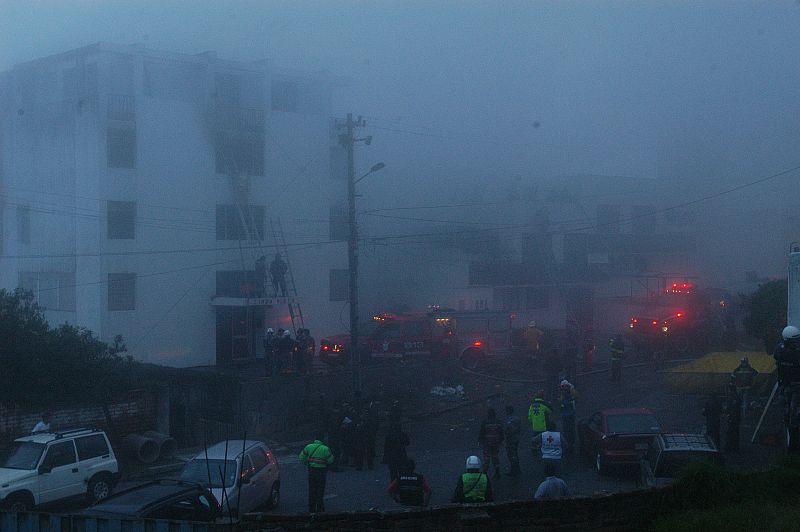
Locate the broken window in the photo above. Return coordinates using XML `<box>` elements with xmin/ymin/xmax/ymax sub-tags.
<box><xmin>108</xmin><ymin>272</ymin><xmax>136</xmax><ymax>311</ymax></box>
<box><xmin>215</xmin><ymin>205</ymin><xmax>265</xmax><ymax>240</ymax></box>
<box><xmin>107</xmin><ymin>200</ymin><xmax>136</xmax><ymax>239</ymax></box>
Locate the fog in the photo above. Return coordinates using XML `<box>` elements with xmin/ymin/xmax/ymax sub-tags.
<box><xmin>2</xmin><ymin>0</ymin><xmax>800</xmax><ymax>326</ymax></box>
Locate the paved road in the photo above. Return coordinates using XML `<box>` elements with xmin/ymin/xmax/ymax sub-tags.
<box><xmin>271</xmin><ymin>359</ymin><xmax>703</xmax><ymax>513</ymax></box>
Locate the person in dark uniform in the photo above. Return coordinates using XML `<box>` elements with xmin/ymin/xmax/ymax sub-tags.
<box><xmin>269</xmin><ymin>253</ymin><xmax>288</xmax><ymax>297</ymax></box>
<box><xmin>478</xmin><ymin>408</ymin><xmax>504</xmax><ymax>478</ymax></box>
<box><xmin>254</xmin><ymin>255</ymin><xmax>266</xmax><ymax>297</ymax></box>
<box><xmin>503</xmin><ymin>405</ymin><xmax>522</xmax><ymax>476</ymax></box>
<box><xmin>383</xmin><ymin>422</ymin><xmax>410</xmax><ymax>481</ymax></box>
<box><xmin>387</xmin><ymin>459</ymin><xmax>431</xmax><ymax>506</ymax></box>
<box><xmin>609</xmin><ymin>334</ymin><xmax>625</xmax><ymax>383</ymax></box>
<box><xmin>725</xmin><ymin>376</ymin><xmax>741</xmax><ymax>453</ymax></box>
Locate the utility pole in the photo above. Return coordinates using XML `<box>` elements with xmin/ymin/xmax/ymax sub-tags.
<box><xmin>342</xmin><ymin>113</ymin><xmax>366</xmax><ymax>397</ymax></box>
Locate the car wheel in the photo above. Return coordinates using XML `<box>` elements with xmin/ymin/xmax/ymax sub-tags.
<box><xmin>595</xmin><ymin>451</ymin><xmax>607</xmax><ymax>475</ymax></box>
<box><xmin>89</xmin><ymin>474</ymin><xmax>113</xmax><ymax>502</ymax></box>
<box><xmin>265</xmin><ymin>481</ymin><xmax>280</xmax><ymax>509</ymax></box>
<box><xmin>5</xmin><ymin>493</ymin><xmax>33</xmax><ymax>512</ymax></box>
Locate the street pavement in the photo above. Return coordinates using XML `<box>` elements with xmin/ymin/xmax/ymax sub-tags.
<box><xmin>270</xmin><ymin>358</ymin><xmax>705</xmax><ymax>513</ymax></box>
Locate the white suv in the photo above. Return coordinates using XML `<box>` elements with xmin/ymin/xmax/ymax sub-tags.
<box><xmin>0</xmin><ymin>428</ymin><xmax>119</xmax><ymax>512</ymax></box>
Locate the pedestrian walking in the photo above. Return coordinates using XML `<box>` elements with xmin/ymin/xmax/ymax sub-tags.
<box><xmin>528</xmin><ymin>391</ymin><xmax>553</xmax><ymax>458</ymax></box>
<box><xmin>534</xmin><ymin>461</ymin><xmax>570</xmax><ymax>499</ymax></box>
<box><xmin>383</xmin><ymin>422</ymin><xmax>410</xmax><ymax>481</ymax></box>
<box><xmin>298</xmin><ymin>432</ymin><xmax>334</xmax><ymax>513</ymax></box>
<box><xmin>387</xmin><ymin>459</ymin><xmax>432</xmax><ymax>506</ymax></box>
<box><xmin>478</xmin><ymin>408</ymin><xmax>504</xmax><ymax>478</ymax></box>
<box><xmin>452</xmin><ymin>456</ymin><xmax>494</xmax><ymax>503</ymax></box>
<box><xmin>263</xmin><ymin>328</ymin><xmax>276</xmax><ymax>376</ymax></box>
<box><xmin>503</xmin><ymin>405</ymin><xmax>522</xmax><ymax>476</ymax></box>
<box><xmin>609</xmin><ymin>334</ymin><xmax>625</xmax><ymax>383</ymax></box>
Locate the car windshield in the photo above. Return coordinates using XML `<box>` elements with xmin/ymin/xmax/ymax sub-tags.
<box><xmin>0</xmin><ymin>441</ymin><xmax>45</xmax><ymax>470</ymax></box>
<box><xmin>607</xmin><ymin>414</ymin><xmax>661</xmax><ymax>434</ymax></box>
<box><xmin>180</xmin><ymin>459</ymin><xmax>238</xmax><ymax>488</ymax></box>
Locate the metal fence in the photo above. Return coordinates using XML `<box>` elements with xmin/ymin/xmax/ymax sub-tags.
<box><xmin>0</xmin><ymin>511</ymin><xmax>222</xmax><ymax>532</ymax></box>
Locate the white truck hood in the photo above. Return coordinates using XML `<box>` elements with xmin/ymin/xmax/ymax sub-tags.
<box><xmin>0</xmin><ymin>468</ymin><xmax>37</xmax><ymax>490</ymax></box>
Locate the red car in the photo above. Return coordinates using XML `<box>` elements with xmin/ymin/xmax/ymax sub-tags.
<box><xmin>578</xmin><ymin>407</ymin><xmax>663</xmax><ymax>474</ymax></box>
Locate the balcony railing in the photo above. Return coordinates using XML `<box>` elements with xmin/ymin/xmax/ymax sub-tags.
<box><xmin>212</xmin><ymin>106</ymin><xmax>265</xmax><ymax>134</ymax></box>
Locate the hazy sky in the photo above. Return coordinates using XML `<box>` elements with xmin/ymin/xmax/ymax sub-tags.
<box><xmin>2</xmin><ymin>0</ymin><xmax>800</xmax><ymax>219</ymax></box>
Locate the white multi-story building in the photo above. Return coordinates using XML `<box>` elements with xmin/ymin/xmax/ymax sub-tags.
<box><xmin>0</xmin><ymin>43</ymin><xmax>350</xmax><ymax>367</ymax></box>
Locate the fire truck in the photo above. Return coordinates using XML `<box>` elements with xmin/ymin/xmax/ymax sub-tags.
<box><xmin>626</xmin><ymin>281</ymin><xmax>731</xmax><ymax>359</ymax></box>
<box><xmin>319</xmin><ymin>309</ymin><xmax>512</xmax><ymax>368</ymax></box>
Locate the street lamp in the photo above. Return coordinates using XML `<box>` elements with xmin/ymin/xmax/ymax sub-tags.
<box><xmin>355</xmin><ymin>162</ymin><xmax>386</xmax><ymax>184</ymax></box>
<box><xmin>348</xmin><ymin>159</ymin><xmax>385</xmax><ymax>397</ymax></box>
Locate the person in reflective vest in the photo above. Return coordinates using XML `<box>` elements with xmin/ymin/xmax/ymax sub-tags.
<box><xmin>452</xmin><ymin>455</ymin><xmax>494</xmax><ymax>503</ymax></box>
<box><xmin>533</xmin><ymin>420</ymin><xmax>563</xmax><ymax>473</ymax></box>
<box><xmin>299</xmin><ymin>432</ymin><xmax>335</xmax><ymax>512</ymax></box>
<box><xmin>387</xmin><ymin>459</ymin><xmax>431</xmax><ymax>506</ymax></box>
<box><xmin>528</xmin><ymin>391</ymin><xmax>553</xmax><ymax>457</ymax></box>
<box><xmin>609</xmin><ymin>334</ymin><xmax>625</xmax><ymax>383</ymax></box>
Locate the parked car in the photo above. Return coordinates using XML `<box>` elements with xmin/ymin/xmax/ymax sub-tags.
<box><xmin>179</xmin><ymin>440</ymin><xmax>280</xmax><ymax>515</ymax></box>
<box><xmin>0</xmin><ymin>428</ymin><xmax>119</xmax><ymax>512</ymax></box>
<box><xmin>639</xmin><ymin>433</ymin><xmax>720</xmax><ymax>488</ymax></box>
<box><xmin>81</xmin><ymin>479</ymin><xmax>221</xmax><ymax>522</ymax></box>
<box><xmin>578</xmin><ymin>407</ymin><xmax>663</xmax><ymax>474</ymax></box>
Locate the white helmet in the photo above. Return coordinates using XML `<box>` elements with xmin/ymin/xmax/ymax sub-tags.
<box><xmin>266</xmin><ymin>328</ymin><xmax>274</xmax><ymax>334</ymax></box>
<box><xmin>283</xmin><ymin>330</ymin><xmax>292</xmax><ymax>337</ymax></box>
<box><xmin>783</xmin><ymin>326</ymin><xmax>800</xmax><ymax>341</ymax></box>
<box><xmin>465</xmin><ymin>455</ymin><xmax>481</xmax><ymax>470</ymax></box>
<box><xmin>528</xmin><ymin>321</ymin><xmax>537</xmax><ymax>328</ymax></box>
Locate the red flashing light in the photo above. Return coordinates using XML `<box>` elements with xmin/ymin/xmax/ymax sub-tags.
<box><xmin>676</xmin><ymin>312</ymin><xmax>683</xmax><ymax>318</ymax></box>
<box><xmin>322</xmin><ymin>344</ymin><xmax>329</xmax><ymax>351</ymax></box>
<box><xmin>473</xmin><ymin>341</ymin><xmax>483</xmax><ymax>347</ymax></box>
<box><xmin>651</xmin><ymin>320</ymin><xmax>658</xmax><ymax>326</ymax></box>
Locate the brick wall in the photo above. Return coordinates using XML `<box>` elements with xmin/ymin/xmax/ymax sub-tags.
<box><xmin>0</xmin><ymin>390</ymin><xmax>157</xmax><ymax>443</ymax></box>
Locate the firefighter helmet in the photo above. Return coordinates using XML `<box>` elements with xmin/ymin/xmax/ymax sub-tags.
<box><xmin>740</xmin><ymin>357</ymin><xmax>749</xmax><ymax>366</ymax></box>
<box><xmin>266</xmin><ymin>328</ymin><xmax>274</xmax><ymax>334</ymax></box>
<box><xmin>465</xmin><ymin>455</ymin><xmax>481</xmax><ymax>470</ymax></box>
<box><xmin>783</xmin><ymin>326</ymin><xmax>800</xmax><ymax>341</ymax></box>
<box><xmin>283</xmin><ymin>330</ymin><xmax>291</xmax><ymax>337</ymax></box>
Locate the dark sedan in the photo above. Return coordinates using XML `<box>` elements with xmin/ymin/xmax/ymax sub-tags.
<box><xmin>578</xmin><ymin>407</ymin><xmax>663</xmax><ymax>474</ymax></box>
<box><xmin>80</xmin><ymin>479</ymin><xmax>222</xmax><ymax>522</ymax></box>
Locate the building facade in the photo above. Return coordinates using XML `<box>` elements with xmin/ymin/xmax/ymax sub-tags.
<box><xmin>0</xmin><ymin>43</ymin><xmax>348</xmax><ymax>367</ymax></box>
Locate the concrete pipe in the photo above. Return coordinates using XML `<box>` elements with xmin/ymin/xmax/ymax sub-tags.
<box><xmin>122</xmin><ymin>433</ymin><xmax>159</xmax><ymax>464</ymax></box>
<box><xmin>143</xmin><ymin>431</ymin><xmax>177</xmax><ymax>460</ymax></box>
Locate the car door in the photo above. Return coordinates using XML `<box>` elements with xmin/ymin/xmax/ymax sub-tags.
<box><xmin>582</xmin><ymin>412</ymin><xmax>604</xmax><ymax>455</ymax></box>
<box><xmin>242</xmin><ymin>446</ymin><xmax>270</xmax><ymax>512</ymax></box>
<box><xmin>233</xmin><ymin>454</ymin><xmax>255</xmax><ymax>513</ymax></box>
<box><xmin>38</xmin><ymin>440</ymin><xmax>82</xmax><ymax>504</ymax></box>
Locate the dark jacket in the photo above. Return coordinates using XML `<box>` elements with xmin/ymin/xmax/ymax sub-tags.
<box><xmin>383</xmin><ymin>427</ymin><xmax>410</xmax><ymax>465</ymax></box>
<box><xmin>478</xmin><ymin>418</ymin><xmax>504</xmax><ymax>446</ymax></box>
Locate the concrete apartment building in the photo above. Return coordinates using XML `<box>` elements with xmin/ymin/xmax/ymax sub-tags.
<box><xmin>0</xmin><ymin>43</ymin><xmax>349</xmax><ymax>367</ymax></box>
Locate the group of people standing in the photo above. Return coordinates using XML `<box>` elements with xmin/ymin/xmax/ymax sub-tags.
<box><xmin>263</xmin><ymin>327</ymin><xmax>315</xmax><ymax>376</ymax></box>
<box><xmin>254</xmin><ymin>253</ymin><xmax>289</xmax><ymax>298</ymax></box>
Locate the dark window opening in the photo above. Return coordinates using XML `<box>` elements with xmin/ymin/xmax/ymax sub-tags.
<box><xmin>215</xmin><ymin>133</ymin><xmax>264</xmax><ymax>176</ymax></box>
<box><xmin>108</xmin><ymin>272</ymin><xmax>136</xmax><ymax>311</ymax></box>
<box><xmin>107</xmin><ymin>126</ymin><xmax>136</xmax><ymax>168</ymax></box>
<box><xmin>17</xmin><ymin>205</ymin><xmax>30</xmax><ymax>244</ymax></box>
<box><xmin>107</xmin><ymin>201</ymin><xmax>136</xmax><ymax>239</ymax></box>
<box><xmin>215</xmin><ymin>205</ymin><xmax>265</xmax><ymax>240</ymax></box>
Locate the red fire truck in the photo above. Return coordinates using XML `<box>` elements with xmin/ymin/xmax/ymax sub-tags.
<box><xmin>626</xmin><ymin>281</ymin><xmax>731</xmax><ymax>358</ymax></box>
<box><xmin>319</xmin><ymin>309</ymin><xmax>512</xmax><ymax>368</ymax></box>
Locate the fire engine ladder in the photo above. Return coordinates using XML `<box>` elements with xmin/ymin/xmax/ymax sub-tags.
<box><xmin>269</xmin><ymin>216</ymin><xmax>305</xmax><ymax>333</ymax></box>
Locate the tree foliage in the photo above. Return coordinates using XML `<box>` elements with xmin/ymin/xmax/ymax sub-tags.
<box><xmin>0</xmin><ymin>288</ymin><xmax>138</xmax><ymax>408</ymax></box>
<box><xmin>742</xmin><ymin>279</ymin><xmax>787</xmax><ymax>352</ymax></box>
